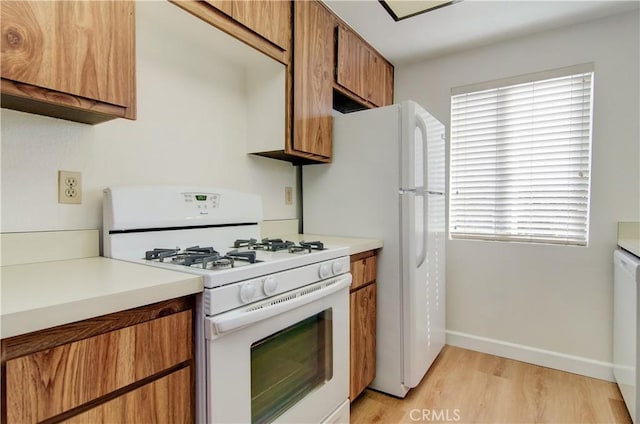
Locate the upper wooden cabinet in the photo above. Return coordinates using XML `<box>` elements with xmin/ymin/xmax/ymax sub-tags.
<box><xmin>172</xmin><ymin>0</ymin><xmax>291</xmax><ymax>65</ymax></box>
<box><xmin>369</xmin><ymin>55</ymin><xmax>394</xmax><ymax>107</ymax></box>
<box><xmin>336</xmin><ymin>25</ymin><xmax>394</xmax><ymax>108</ymax></box>
<box><xmin>290</xmin><ymin>0</ymin><xmax>334</xmax><ymax>162</ymax></box>
<box><xmin>231</xmin><ymin>1</ymin><xmax>291</xmax><ymax>51</ymax></box>
<box><xmin>172</xmin><ymin>0</ymin><xmax>393</xmax><ymax>164</ymax></box>
<box><xmin>0</xmin><ymin>0</ymin><xmax>136</xmax><ymax>124</ymax></box>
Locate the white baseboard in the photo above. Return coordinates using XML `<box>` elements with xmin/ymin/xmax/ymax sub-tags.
<box><xmin>446</xmin><ymin>330</ymin><xmax>615</xmax><ymax>382</ymax></box>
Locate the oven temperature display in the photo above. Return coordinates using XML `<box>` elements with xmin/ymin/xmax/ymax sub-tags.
<box><xmin>183</xmin><ymin>193</ymin><xmax>220</xmax><ymax>210</ymax></box>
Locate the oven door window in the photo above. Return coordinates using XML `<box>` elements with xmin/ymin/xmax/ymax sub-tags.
<box><xmin>251</xmin><ymin>309</ymin><xmax>333</xmax><ymax>424</ymax></box>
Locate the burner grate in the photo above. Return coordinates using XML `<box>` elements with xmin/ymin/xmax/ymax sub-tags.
<box><xmin>289</xmin><ymin>240</ymin><xmax>325</xmax><ymax>253</ymax></box>
<box><xmin>231</xmin><ymin>238</ymin><xmax>327</xmax><ymax>254</ymax></box>
<box><xmin>233</xmin><ymin>238</ymin><xmax>258</xmax><ymax>248</ymax></box>
<box><xmin>226</xmin><ymin>250</ymin><xmax>257</xmax><ymax>264</ymax></box>
<box><xmin>145</xmin><ymin>248</ymin><xmax>180</xmax><ymax>261</ymax></box>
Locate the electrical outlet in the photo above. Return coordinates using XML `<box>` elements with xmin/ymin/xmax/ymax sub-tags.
<box><xmin>285</xmin><ymin>186</ymin><xmax>293</xmax><ymax>205</ymax></box>
<box><xmin>58</xmin><ymin>171</ymin><xmax>82</xmax><ymax>204</ymax></box>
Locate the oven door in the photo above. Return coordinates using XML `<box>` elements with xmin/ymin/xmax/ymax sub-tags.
<box><xmin>205</xmin><ymin>274</ymin><xmax>351</xmax><ymax>424</ymax></box>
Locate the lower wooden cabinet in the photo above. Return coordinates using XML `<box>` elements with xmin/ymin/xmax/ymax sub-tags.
<box><xmin>350</xmin><ymin>250</ymin><xmax>378</xmax><ymax>401</ymax></box>
<box><xmin>63</xmin><ymin>368</ymin><xmax>192</xmax><ymax>424</ymax></box>
<box><xmin>1</xmin><ymin>297</ymin><xmax>194</xmax><ymax>424</ymax></box>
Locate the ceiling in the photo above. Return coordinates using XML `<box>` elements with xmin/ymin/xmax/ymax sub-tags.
<box><xmin>322</xmin><ymin>0</ymin><xmax>640</xmax><ymax>65</ymax></box>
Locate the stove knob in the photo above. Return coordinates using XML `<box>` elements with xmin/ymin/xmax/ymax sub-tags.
<box><xmin>240</xmin><ymin>282</ymin><xmax>256</xmax><ymax>303</ymax></box>
<box><xmin>263</xmin><ymin>277</ymin><xmax>278</xmax><ymax>296</ymax></box>
<box><xmin>332</xmin><ymin>260</ymin><xmax>344</xmax><ymax>275</ymax></box>
<box><xmin>319</xmin><ymin>263</ymin><xmax>332</xmax><ymax>279</ymax></box>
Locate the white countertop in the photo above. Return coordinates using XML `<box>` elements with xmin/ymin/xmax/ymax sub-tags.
<box><xmin>1</xmin><ymin>257</ymin><xmax>203</xmax><ymax>339</ymax></box>
<box><xmin>619</xmin><ymin>238</ymin><xmax>640</xmax><ymax>258</ymax></box>
<box><xmin>282</xmin><ymin>234</ymin><xmax>383</xmax><ymax>255</ymax></box>
<box><xmin>0</xmin><ymin>230</ymin><xmax>379</xmax><ymax>339</ymax></box>
<box><xmin>618</xmin><ymin>222</ymin><xmax>640</xmax><ymax>258</ymax></box>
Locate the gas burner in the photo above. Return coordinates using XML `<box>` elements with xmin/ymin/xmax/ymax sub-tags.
<box><xmin>209</xmin><ymin>257</ymin><xmax>234</xmax><ymax>269</ymax></box>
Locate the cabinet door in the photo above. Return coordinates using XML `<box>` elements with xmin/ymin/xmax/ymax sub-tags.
<box><xmin>202</xmin><ymin>1</ymin><xmax>290</xmax><ymax>51</ymax></box>
<box><xmin>336</xmin><ymin>25</ymin><xmax>394</xmax><ymax>108</ymax></box>
<box><xmin>203</xmin><ymin>0</ymin><xmax>233</xmax><ymax>16</ymax></box>
<box><xmin>62</xmin><ymin>368</ymin><xmax>192</xmax><ymax>424</ymax></box>
<box><xmin>368</xmin><ymin>53</ymin><xmax>394</xmax><ymax>107</ymax></box>
<box><xmin>5</xmin><ymin>311</ymin><xmax>191</xmax><ymax>424</ymax></box>
<box><xmin>350</xmin><ymin>283</ymin><xmax>377</xmax><ymax>401</ymax></box>
<box><xmin>381</xmin><ymin>60</ymin><xmax>394</xmax><ymax>106</ymax></box>
<box><xmin>1</xmin><ymin>1</ymin><xmax>134</xmax><ymax>108</ymax></box>
<box><xmin>336</xmin><ymin>26</ymin><xmax>368</xmax><ymax>102</ymax></box>
<box><xmin>292</xmin><ymin>0</ymin><xmax>334</xmax><ymax>159</ymax></box>
<box><xmin>232</xmin><ymin>1</ymin><xmax>291</xmax><ymax>51</ymax></box>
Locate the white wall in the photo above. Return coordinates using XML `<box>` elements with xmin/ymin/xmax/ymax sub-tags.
<box><xmin>395</xmin><ymin>11</ymin><xmax>639</xmax><ymax>367</ymax></box>
<box><xmin>1</xmin><ymin>1</ymin><xmax>296</xmax><ymax>234</ymax></box>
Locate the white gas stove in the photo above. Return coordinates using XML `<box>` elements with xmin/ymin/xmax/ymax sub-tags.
<box><xmin>103</xmin><ymin>186</ymin><xmax>351</xmax><ymax>424</ymax></box>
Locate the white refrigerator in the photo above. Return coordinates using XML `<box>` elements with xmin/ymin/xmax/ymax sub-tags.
<box><xmin>302</xmin><ymin>100</ymin><xmax>446</xmax><ymax>398</ymax></box>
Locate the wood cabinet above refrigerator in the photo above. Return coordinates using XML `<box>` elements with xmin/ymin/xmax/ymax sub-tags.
<box><xmin>336</xmin><ymin>25</ymin><xmax>394</xmax><ymax>109</ymax></box>
<box><xmin>1</xmin><ymin>1</ymin><xmax>136</xmax><ymax>124</ymax></box>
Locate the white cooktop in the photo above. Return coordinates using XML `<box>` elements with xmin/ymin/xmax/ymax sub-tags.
<box><xmin>119</xmin><ymin>244</ymin><xmax>349</xmax><ymax>288</ymax></box>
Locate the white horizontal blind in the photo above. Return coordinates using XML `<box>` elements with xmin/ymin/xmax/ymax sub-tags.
<box><xmin>449</xmin><ymin>68</ymin><xmax>594</xmax><ymax>246</ymax></box>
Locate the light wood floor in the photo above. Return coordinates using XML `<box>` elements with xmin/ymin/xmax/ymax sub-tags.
<box><xmin>350</xmin><ymin>345</ymin><xmax>632</xmax><ymax>424</ymax></box>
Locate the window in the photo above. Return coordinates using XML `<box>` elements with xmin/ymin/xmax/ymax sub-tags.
<box><xmin>449</xmin><ymin>64</ymin><xmax>594</xmax><ymax>246</ymax></box>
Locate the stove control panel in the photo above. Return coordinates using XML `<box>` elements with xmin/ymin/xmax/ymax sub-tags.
<box><xmin>183</xmin><ymin>192</ymin><xmax>220</xmax><ymax>211</ymax></box>
<box><xmin>204</xmin><ymin>256</ymin><xmax>351</xmax><ymax>315</ymax></box>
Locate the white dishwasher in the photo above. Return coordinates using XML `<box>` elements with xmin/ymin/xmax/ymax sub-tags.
<box><xmin>614</xmin><ymin>248</ymin><xmax>639</xmax><ymax>423</ymax></box>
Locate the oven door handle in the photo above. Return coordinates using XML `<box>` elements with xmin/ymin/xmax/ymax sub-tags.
<box><xmin>207</xmin><ymin>274</ymin><xmax>352</xmax><ymax>336</ymax></box>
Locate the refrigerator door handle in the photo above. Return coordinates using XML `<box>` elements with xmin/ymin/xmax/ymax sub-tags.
<box><xmin>416</xmin><ymin>192</ymin><xmax>428</xmax><ymax>268</ymax></box>
<box><xmin>416</xmin><ymin>113</ymin><xmax>430</xmax><ymax>191</ymax></box>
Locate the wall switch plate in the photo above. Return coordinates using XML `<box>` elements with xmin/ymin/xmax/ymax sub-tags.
<box><xmin>285</xmin><ymin>186</ymin><xmax>293</xmax><ymax>205</ymax></box>
<box><xmin>58</xmin><ymin>170</ymin><xmax>82</xmax><ymax>204</ymax></box>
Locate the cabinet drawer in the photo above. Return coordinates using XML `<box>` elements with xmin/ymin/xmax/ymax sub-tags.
<box><xmin>6</xmin><ymin>311</ymin><xmax>192</xmax><ymax>424</ymax></box>
<box><xmin>350</xmin><ymin>253</ymin><xmax>377</xmax><ymax>291</ymax></box>
<box><xmin>62</xmin><ymin>367</ymin><xmax>192</xmax><ymax>424</ymax></box>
